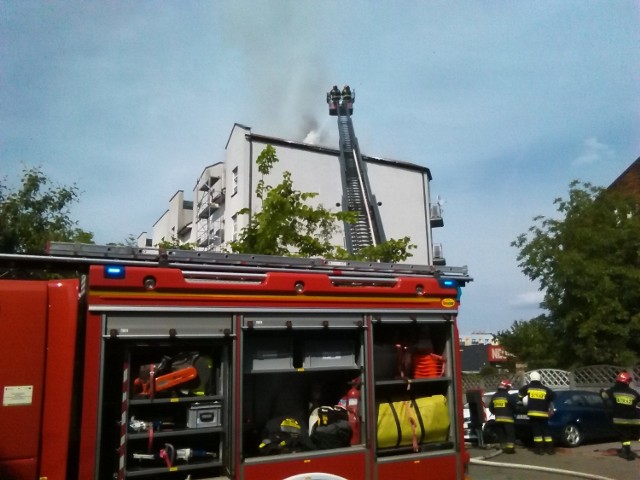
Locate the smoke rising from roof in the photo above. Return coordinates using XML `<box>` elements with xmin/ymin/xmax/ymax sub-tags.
<box><xmin>219</xmin><ymin>3</ymin><xmax>335</xmax><ymax>146</ymax></box>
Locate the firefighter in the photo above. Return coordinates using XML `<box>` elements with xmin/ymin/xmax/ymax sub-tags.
<box><xmin>330</xmin><ymin>85</ymin><xmax>341</xmax><ymax>102</ymax></box>
<box><xmin>518</xmin><ymin>371</ymin><xmax>555</xmax><ymax>454</ymax></box>
<box><xmin>489</xmin><ymin>379</ymin><xmax>517</xmax><ymax>453</ymax></box>
<box><xmin>342</xmin><ymin>85</ymin><xmax>352</xmax><ymax>101</ymax></box>
<box><xmin>600</xmin><ymin>371</ymin><xmax>640</xmax><ymax>461</ymax></box>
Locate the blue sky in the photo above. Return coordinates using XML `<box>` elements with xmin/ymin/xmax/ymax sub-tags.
<box><xmin>2</xmin><ymin>2</ymin><xmax>639</xmax><ymax>334</ymax></box>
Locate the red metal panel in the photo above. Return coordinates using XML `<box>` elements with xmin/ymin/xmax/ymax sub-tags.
<box><xmin>77</xmin><ymin>310</ymin><xmax>104</xmax><ymax>479</ymax></box>
<box><xmin>0</xmin><ymin>458</ymin><xmax>39</xmax><ymax>480</ymax></box>
<box><xmin>377</xmin><ymin>454</ymin><xmax>459</xmax><ymax>479</ymax></box>
<box><xmin>39</xmin><ymin>279</ymin><xmax>79</xmax><ymax>480</ymax></box>
<box><xmin>242</xmin><ymin>451</ymin><xmax>368</xmax><ymax>480</ymax></box>
<box><xmin>0</xmin><ymin>281</ymin><xmax>47</xmax><ymax>479</ymax></box>
<box><xmin>87</xmin><ymin>266</ymin><xmax>458</xmax><ymax>311</ymax></box>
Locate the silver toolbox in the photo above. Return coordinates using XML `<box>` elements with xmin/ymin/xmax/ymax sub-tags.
<box><xmin>187</xmin><ymin>402</ymin><xmax>221</xmax><ymax>428</ymax></box>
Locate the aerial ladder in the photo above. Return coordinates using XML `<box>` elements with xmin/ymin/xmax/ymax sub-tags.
<box><xmin>327</xmin><ymin>86</ymin><xmax>385</xmax><ymax>255</ymax></box>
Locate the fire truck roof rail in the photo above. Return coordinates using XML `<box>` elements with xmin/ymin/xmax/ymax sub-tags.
<box><xmin>2</xmin><ymin>242</ymin><xmax>471</xmax><ymax>282</ymax></box>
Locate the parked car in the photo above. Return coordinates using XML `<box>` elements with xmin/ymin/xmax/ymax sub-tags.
<box><xmin>463</xmin><ymin>390</ymin><xmax>518</xmax><ymax>443</ymax></box>
<box><xmin>511</xmin><ymin>389</ymin><xmax>618</xmax><ymax>447</ymax></box>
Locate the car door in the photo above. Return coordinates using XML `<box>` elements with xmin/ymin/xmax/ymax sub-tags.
<box><xmin>581</xmin><ymin>392</ymin><xmax>614</xmax><ymax>440</ymax></box>
<box><xmin>561</xmin><ymin>392</ymin><xmax>606</xmax><ymax>438</ymax></box>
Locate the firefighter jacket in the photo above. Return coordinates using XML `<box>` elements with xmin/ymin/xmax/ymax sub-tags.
<box><xmin>601</xmin><ymin>382</ymin><xmax>640</xmax><ymax>426</ymax></box>
<box><xmin>518</xmin><ymin>381</ymin><xmax>555</xmax><ymax>418</ymax></box>
<box><xmin>489</xmin><ymin>389</ymin><xmax>516</xmax><ymax>423</ymax></box>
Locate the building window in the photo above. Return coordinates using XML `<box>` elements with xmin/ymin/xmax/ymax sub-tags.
<box><xmin>232</xmin><ymin>167</ymin><xmax>238</xmax><ymax>196</ymax></box>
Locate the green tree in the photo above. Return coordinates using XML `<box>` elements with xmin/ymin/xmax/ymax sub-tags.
<box><xmin>507</xmin><ymin>180</ymin><xmax>640</xmax><ymax>367</ymax></box>
<box><xmin>229</xmin><ymin>145</ymin><xmax>416</xmax><ymax>262</ymax></box>
<box><xmin>334</xmin><ymin>236</ymin><xmax>416</xmax><ymax>263</ymax></box>
<box><xmin>496</xmin><ymin>315</ymin><xmax>561</xmax><ymax>369</ymax></box>
<box><xmin>0</xmin><ymin>167</ymin><xmax>94</xmax><ymax>254</ymax></box>
<box><xmin>157</xmin><ymin>235</ymin><xmax>196</xmax><ymax>250</ymax></box>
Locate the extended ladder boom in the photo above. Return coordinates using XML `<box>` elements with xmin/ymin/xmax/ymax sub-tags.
<box><xmin>328</xmin><ymin>87</ymin><xmax>385</xmax><ymax>254</ymax></box>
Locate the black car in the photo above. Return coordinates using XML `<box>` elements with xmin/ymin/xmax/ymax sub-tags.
<box><xmin>503</xmin><ymin>389</ymin><xmax>618</xmax><ymax>447</ymax></box>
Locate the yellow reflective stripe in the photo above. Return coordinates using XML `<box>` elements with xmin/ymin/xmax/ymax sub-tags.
<box><xmin>495</xmin><ymin>418</ymin><xmax>514</xmax><ymax>423</ymax></box>
<box><xmin>527</xmin><ymin>411</ymin><xmax>549</xmax><ymax>417</ymax></box>
<box><xmin>613</xmin><ymin>418</ymin><xmax>640</xmax><ymax>425</ymax></box>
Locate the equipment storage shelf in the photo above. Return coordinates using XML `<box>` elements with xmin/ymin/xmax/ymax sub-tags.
<box><xmin>128</xmin><ymin>426</ymin><xmax>223</xmax><ymax>440</ymax></box>
<box><xmin>125</xmin><ymin>460</ymin><xmax>224</xmax><ymax>478</ymax></box>
<box><xmin>98</xmin><ymin>337</ymin><xmax>231</xmax><ymax>480</ymax></box>
<box><xmin>243</xmin><ymin>329</ymin><xmax>363</xmax><ymax>374</ymax></box>
<box><xmin>374</xmin><ymin>377</ymin><xmax>451</xmax><ymax>387</ymax></box>
<box><xmin>371</xmin><ymin>319</ymin><xmax>456</xmax><ymax>457</ymax></box>
<box><xmin>241</xmin><ymin>315</ymin><xmax>366</xmax><ymax>461</ymax></box>
<box><xmin>130</xmin><ymin>394</ymin><xmax>224</xmax><ymax>405</ymax></box>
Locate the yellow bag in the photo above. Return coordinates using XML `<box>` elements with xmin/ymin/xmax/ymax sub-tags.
<box><xmin>377</xmin><ymin>395</ymin><xmax>450</xmax><ymax>450</ymax></box>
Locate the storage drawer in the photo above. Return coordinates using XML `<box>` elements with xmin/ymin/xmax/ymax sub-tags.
<box><xmin>248</xmin><ymin>338</ymin><xmax>293</xmax><ymax>371</ymax></box>
<box><xmin>303</xmin><ymin>339</ymin><xmax>357</xmax><ymax>369</ymax></box>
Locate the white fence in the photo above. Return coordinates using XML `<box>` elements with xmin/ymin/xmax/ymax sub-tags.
<box><xmin>462</xmin><ymin>364</ymin><xmax>640</xmax><ymax>393</ymax></box>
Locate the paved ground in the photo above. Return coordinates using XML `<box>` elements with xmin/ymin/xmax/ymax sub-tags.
<box><xmin>467</xmin><ymin>441</ymin><xmax>640</xmax><ymax>480</ymax></box>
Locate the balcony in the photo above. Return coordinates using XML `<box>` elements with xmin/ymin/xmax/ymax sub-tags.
<box><xmin>199</xmin><ymin>175</ymin><xmax>221</xmax><ymax>192</ymax></box>
<box><xmin>198</xmin><ymin>202</ymin><xmax>221</xmax><ymax>219</ymax></box>
<box><xmin>430</xmin><ymin>203</ymin><xmax>444</xmax><ymax>228</ymax></box>
<box><xmin>433</xmin><ymin>243</ymin><xmax>446</xmax><ymax>266</ymax></box>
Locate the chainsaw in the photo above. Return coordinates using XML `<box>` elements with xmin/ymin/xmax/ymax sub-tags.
<box><xmin>133</xmin><ymin>352</ymin><xmax>212</xmax><ymax>397</ymax></box>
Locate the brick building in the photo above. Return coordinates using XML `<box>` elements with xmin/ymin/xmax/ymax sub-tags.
<box><xmin>609</xmin><ymin>156</ymin><xmax>640</xmax><ymax>198</ymax></box>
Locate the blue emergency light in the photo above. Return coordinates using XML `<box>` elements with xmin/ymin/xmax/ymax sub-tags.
<box><xmin>442</xmin><ymin>279</ymin><xmax>457</xmax><ymax>288</ymax></box>
<box><xmin>104</xmin><ymin>265</ymin><xmax>126</xmax><ymax>279</ymax></box>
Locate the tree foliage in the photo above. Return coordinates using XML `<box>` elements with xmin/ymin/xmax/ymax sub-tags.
<box><xmin>335</xmin><ymin>236</ymin><xmax>416</xmax><ymax>263</ymax></box>
<box><xmin>496</xmin><ymin>315</ymin><xmax>561</xmax><ymax>369</ymax></box>
<box><xmin>502</xmin><ymin>180</ymin><xmax>640</xmax><ymax>367</ymax></box>
<box><xmin>228</xmin><ymin>145</ymin><xmax>416</xmax><ymax>262</ymax></box>
<box><xmin>0</xmin><ymin>167</ymin><xmax>94</xmax><ymax>254</ymax></box>
<box><xmin>157</xmin><ymin>235</ymin><xmax>196</xmax><ymax>250</ymax></box>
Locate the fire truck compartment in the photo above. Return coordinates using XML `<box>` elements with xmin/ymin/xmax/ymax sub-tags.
<box><xmin>104</xmin><ymin>313</ymin><xmax>233</xmax><ymax>337</ymax></box>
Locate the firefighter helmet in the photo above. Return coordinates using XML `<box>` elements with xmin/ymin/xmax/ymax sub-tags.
<box><xmin>529</xmin><ymin>371</ymin><xmax>541</xmax><ymax>382</ymax></box>
<box><xmin>498</xmin><ymin>379</ymin><xmax>512</xmax><ymax>390</ymax></box>
<box><xmin>616</xmin><ymin>372</ymin><xmax>632</xmax><ymax>384</ymax></box>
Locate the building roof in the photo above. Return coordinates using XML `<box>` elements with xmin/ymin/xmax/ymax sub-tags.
<box><xmin>226</xmin><ymin>123</ymin><xmax>432</xmax><ymax>179</ymax></box>
<box><xmin>608</xmin><ymin>156</ymin><xmax>640</xmax><ymax>199</ymax></box>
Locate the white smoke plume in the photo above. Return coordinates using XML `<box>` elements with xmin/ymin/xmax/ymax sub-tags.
<box><xmin>219</xmin><ymin>3</ymin><xmax>336</xmax><ymax>147</ymax></box>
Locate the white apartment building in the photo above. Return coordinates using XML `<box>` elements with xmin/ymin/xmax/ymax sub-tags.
<box><xmin>140</xmin><ymin>123</ymin><xmax>446</xmax><ymax>265</ymax></box>
<box><xmin>458</xmin><ymin>332</ymin><xmax>499</xmax><ymax>346</ymax></box>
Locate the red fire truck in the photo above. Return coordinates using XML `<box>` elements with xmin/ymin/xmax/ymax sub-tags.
<box><xmin>0</xmin><ymin>243</ymin><xmax>471</xmax><ymax>480</ymax></box>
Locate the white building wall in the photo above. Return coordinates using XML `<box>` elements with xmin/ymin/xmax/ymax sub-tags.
<box><xmin>248</xmin><ymin>138</ymin><xmax>347</xmax><ymax>249</ymax></box>
<box><xmin>147</xmin><ymin>123</ymin><xmax>442</xmax><ymax>265</ymax></box>
<box><xmin>365</xmin><ymin>162</ymin><xmax>431</xmax><ymax>263</ymax></box>
<box><xmin>223</xmin><ymin>124</ymin><xmax>252</xmax><ymax>240</ymax></box>
<box><xmin>151</xmin><ymin>190</ymin><xmax>192</xmax><ymax>245</ymax></box>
